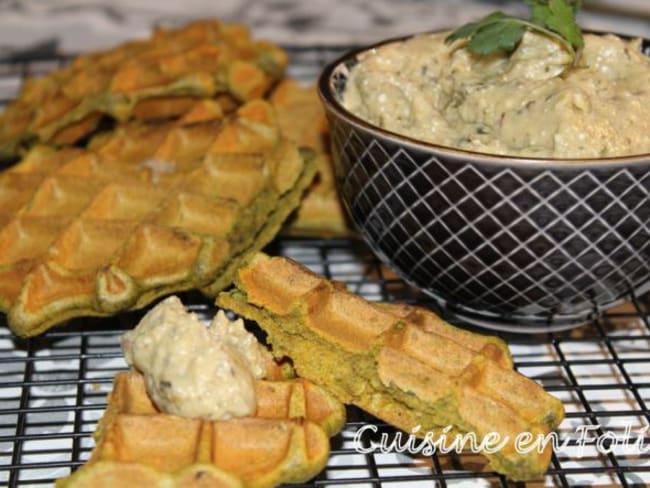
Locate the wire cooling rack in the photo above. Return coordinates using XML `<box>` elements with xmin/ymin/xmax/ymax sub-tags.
<box><xmin>2</xmin><ymin>46</ymin><xmax>650</xmax><ymax>488</ymax></box>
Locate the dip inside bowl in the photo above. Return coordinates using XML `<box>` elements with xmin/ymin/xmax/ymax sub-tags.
<box><xmin>318</xmin><ymin>31</ymin><xmax>650</xmax><ymax>332</ymax></box>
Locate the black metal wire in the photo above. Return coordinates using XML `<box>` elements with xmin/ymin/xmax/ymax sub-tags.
<box><xmin>2</xmin><ymin>236</ymin><xmax>650</xmax><ymax>486</ymax></box>
<box><xmin>1</xmin><ymin>47</ymin><xmax>650</xmax><ymax>487</ymax></box>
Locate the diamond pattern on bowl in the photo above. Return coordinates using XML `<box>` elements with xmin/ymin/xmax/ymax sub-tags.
<box><xmin>329</xmin><ymin>119</ymin><xmax>650</xmax><ymax>327</ymax></box>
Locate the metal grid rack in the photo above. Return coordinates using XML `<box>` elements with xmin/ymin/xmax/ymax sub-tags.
<box><xmin>1</xmin><ymin>46</ymin><xmax>650</xmax><ymax>488</ymax></box>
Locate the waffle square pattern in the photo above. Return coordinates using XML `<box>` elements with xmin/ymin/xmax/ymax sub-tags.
<box><xmin>218</xmin><ymin>253</ymin><xmax>566</xmax><ymax>481</ymax></box>
<box><xmin>56</xmin><ymin>371</ymin><xmax>346</xmax><ymax>487</ymax></box>
<box><xmin>0</xmin><ymin>100</ymin><xmax>318</xmax><ymax>336</ymax></box>
<box><xmin>0</xmin><ymin>20</ymin><xmax>288</xmax><ymax>159</ymax></box>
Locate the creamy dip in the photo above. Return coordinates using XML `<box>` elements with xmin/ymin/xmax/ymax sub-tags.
<box><xmin>343</xmin><ymin>31</ymin><xmax>650</xmax><ymax>158</ymax></box>
<box><xmin>121</xmin><ymin>296</ymin><xmax>269</xmax><ymax>420</ymax></box>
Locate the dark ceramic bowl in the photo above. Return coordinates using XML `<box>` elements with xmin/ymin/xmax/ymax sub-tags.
<box><xmin>318</xmin><ymin>33</ymin><xmax>650</xmax><ymax>332</ymax></box>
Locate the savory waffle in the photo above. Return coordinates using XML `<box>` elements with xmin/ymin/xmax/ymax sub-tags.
<box><xmin>270</xmin><ymin>80</ymin><xmax>349</xmax><ymax>236</ymax></box>
<box><xmin>217</xmin><ymin>253</ymin><xmax>566</xmax><ymax>481</ymax></box>
<box><xmin>56</xmin><ymin>370</ymin><xmax>346</xmax><ymax>487</ymax></box>
<box><xmin>0</xmin><ymin>100</ymin><xmax>318</xmax><ymax>336</ymax></box>
<box><xmin>0</xmin><ymin>20</ymin><xmax>288</xmax><ymax>160</ymax></box>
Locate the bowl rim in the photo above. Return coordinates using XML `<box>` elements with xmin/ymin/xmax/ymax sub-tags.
<box><xmin>317</xmin><ymin>29</ymin><xmax>650</xmax><ymax>169</ymax></box>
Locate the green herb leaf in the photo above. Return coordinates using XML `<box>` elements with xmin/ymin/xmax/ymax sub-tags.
<box><xmin>446</xmin><ymin>12</ymin><xmax>509</xmax><ymax>44</ymax></box>
<box><xmin>466</xmin><ymin>20</ymin><xmax>527</xmax><ymax>55</ymax></box>
<box><xmin>446</xmin><ymin>0</ymin><xmax>584</xmax><ymax>61</ymax></box>
<box><xmin>543</xmin><ymin>0</ymin><xmax>584</xmax><ymax>50</ymax></box>
<box><xmin>529</xmin><ymin>0</ymin><xmax>551</xmax><ymax>24</ymax></box>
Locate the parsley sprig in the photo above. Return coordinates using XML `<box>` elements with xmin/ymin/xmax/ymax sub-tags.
<box><xmin>446</xmin><ymin>0</ymin><xmax>584</xmax><ymax>61</ymax></box>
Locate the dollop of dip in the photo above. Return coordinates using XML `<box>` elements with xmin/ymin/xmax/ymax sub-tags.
<box><xmin>121</xmin><ymin>296</ymin><xmax>269</xmax><ymax>420</ymax></box>
<box><xmin>343</xmin><ymin>31</ymin><xmax>650</xmax><ymax>158</ymax></box>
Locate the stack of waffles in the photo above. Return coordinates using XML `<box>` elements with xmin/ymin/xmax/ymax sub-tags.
<box><xmin>0</xmin><ymin>20</ymin><xmax>287</xmax><ymax>159</ymax></box>
<box><xmin>0</xmin><ymin>19</ymin><xmax>353</xmax><ymax>336</ymax></box>
<box><xmin>0</xmin><ymin>100</ymin><xmax>318</xmax><ymax>336</ymax></box>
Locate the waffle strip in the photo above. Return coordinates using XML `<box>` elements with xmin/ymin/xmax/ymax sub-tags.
<box><xmin>56</xmin><ymin>371</ymin><xmax>346</xmax><ymax>487</ymax></box>
<box><xmin>0</xmin><ymin>100</ymin><xmax>318</xmax><ymax>336</ymax></box>
<box><xmin>0</xmin><ymin>20</ymin><xmax>288</xmax><ymax>159</ymax></box>
<box><xmin>217</xmin><ymin>253</ymin><xmax>565</xmax><ymax>481</ymax></box>
<box><xmin>270</xmin><ymin>80</ymin><xmax>349</xmax><ymax>237</ymax></box>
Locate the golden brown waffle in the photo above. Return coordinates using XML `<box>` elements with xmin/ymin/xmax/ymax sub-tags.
<box><xmin>270</xmin><ymin>80</ymin><xmax>350</xmax><ymax>237</ymax></box>
<box><xmin>217</xmin><ymin>253</ymin><xmax>566</xmax><ymax>481</ymax></box>
<box><xmin>56</xmin><ymin>370</ymin><xmax>346</xmax><ymax>488</ymax></box>
<box><xmin>0</xmin><ymin>100</ymin><xmax>318</xmax><ymax>336</ymax></box>
<box><xmin>0</xmin><ymin>20</ymin><xmax>288</xmax><ymax>160</ymax></box>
